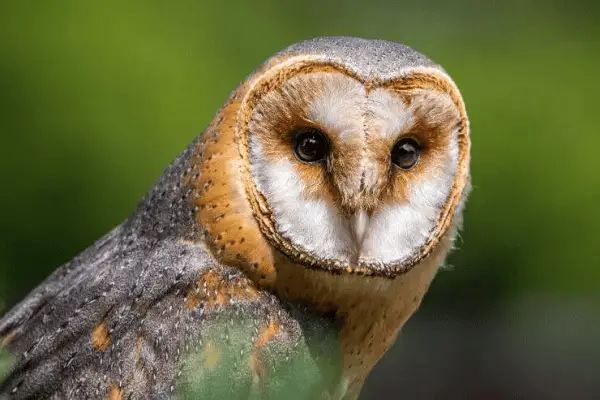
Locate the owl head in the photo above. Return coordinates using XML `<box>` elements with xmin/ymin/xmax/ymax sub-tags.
<box><xmin>193</xmin><ymin>37</ymin><xmax>470</xmax><ymax>284</ymax></box>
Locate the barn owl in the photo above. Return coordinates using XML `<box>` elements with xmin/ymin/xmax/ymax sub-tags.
<box><xmin>0</xmin><ymin>36</ymin><xmax>470</xmax><ymax>399</ymax></box>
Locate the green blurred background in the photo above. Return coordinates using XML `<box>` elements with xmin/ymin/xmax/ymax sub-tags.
<box><xmin>1</xmin><ymin>1</ymin><xmax>599</xmax><ymax>398</ymax></box>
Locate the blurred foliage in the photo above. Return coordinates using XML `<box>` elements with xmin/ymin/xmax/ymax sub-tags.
<box><xmin>0</xmin><ymin>346</ymin><xmax>14</xmax><ymax>384</ymax></box>
<box><xmin>0</xmin><ymin>0</ymin><xmax>598</xmax><ymax>330</ymax></box>
<box><xmin>179</xmin><ymin>309</ymin><xmax>341</xmax><ymax>399</ymax></box>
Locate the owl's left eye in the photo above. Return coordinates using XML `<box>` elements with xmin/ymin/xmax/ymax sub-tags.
<box><xmin>293</xmin><ymin>128</ymin><xmax>330</xmax><ymax>163</ymax></box>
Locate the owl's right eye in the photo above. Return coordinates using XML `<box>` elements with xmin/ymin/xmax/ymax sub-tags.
<box><xmin>292</xmin><ymin>128</ymin><xmax>330</xmax><ymax>163</ymax></box>
<box><xmin>391</xmin><ymin>137</ymin><xmax>421</xmax><ymax>170</ymax></box>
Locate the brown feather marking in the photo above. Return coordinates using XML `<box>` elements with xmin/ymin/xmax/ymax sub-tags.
<box><xmin>186</xmin><ymin>269</ymin><xmax>259</xmax><ymax>311</ymax></box>
<box><xmin>91</xmin><ymin>320</ymin><xmax>111</xmax><ymax>351</ymax></box>
<box><xmin>249</xmin><ymin>320</ymin><xmax>281</xmax><ymax>389</ymax></box>
<box><xmin>134</xmin><ymin>336</ymin><xmax>143</xmax><ymax>363</ymax></box>
<box><xmin>107</xmin><ymin>383</ymin><xmax>122</xmax><ymax>400</ymax></box>
<box><xmin>186</xmin><ymin>292</ymin><xmax>201</xmax><ymax>311</ymax></box>
<box><xmin>255</xmin><ymin>320</ymin><xmax>280</xmax><ymax>348</ymax></box>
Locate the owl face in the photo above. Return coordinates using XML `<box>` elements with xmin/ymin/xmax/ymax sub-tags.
<box><xmin>237</xmin><ymin>56</ymin><xmax>470</xmax><ymax>277</ymax></box>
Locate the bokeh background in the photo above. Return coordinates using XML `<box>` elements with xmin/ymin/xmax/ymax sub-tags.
<box><xmin>1</xmin><ymin>1</ymin><xmax>599</xmax><ymax>398</ymax></box>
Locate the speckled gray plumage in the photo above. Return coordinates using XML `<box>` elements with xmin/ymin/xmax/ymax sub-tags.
<box><xmin>274</xmin><ymin>36</ymin><xmax>442</xmax><ymax>79</ymax></box>
<box><xmin>0</xmin><ymin>36</ymin><xmax>447</xmax><ymax>399</ymax></box>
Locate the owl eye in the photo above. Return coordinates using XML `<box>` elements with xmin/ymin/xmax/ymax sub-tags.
<box><xmin>293</xmin><ymin>128</ymin><xmax>330</xmax><ymax>163</ymax></box>
<box><xmin>391</xmin><ymin>137</ymin><xmax>421</xmax><ymax>170</ymax></box>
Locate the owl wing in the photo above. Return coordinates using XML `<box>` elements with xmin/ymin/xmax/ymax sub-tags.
<box><xmin>0</xmin><ymin>224</ymin><xmax>342</xmax><ymax>399</ymax></box>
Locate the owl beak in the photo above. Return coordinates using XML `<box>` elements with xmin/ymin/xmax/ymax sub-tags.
<box><xmin>350</xmin><ymin>210</ymin><xmax>370</xmax><ymax>251</ymax></box>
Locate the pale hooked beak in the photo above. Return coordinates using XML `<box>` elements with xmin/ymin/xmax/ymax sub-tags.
<box><xmin>350</xmin><ymin>210</ymin><xmax>369</xmax><ymax>251</ymax></box>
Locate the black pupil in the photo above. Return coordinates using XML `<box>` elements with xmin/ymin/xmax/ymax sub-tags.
<box><xmin>294</xmin><ymin>129</ymin><xmax>329</xmax><ymax>162</ymax></box>
<box><xmin>392</xmin><ymin>138</ymin><xmax>420</xmax><ymax>169</ymax></box>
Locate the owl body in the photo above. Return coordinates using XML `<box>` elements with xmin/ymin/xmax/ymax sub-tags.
<box><xmin>0</xmin><ymin>37</ymin><xmax>470</xmax><ymax>399</ymax></box>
